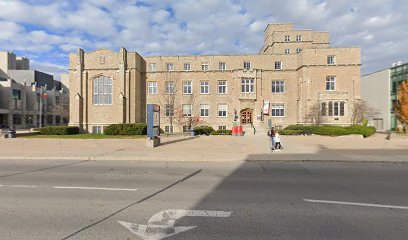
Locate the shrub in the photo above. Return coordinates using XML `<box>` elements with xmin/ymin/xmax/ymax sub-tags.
<box><xmin>104</xmin><ymin>123</ymin><xmax>147</xmax><ymax>135</ymax></box>
<box><xmin>312</xmin><ymin>125</ymin><xmax>349</xmax><ymax>136</ymax></box>
<box><xmin>210</xmin><ymin>130</ymin><xmax>232</xmax><ymax>135</ymax></box>
<box><xmin>194</xmin><ymin>126</ymin><xmax>214</xmax><ymax>135</ymax></box>
<box><xmin>279</xmin><ymin>129</ymin><xmax>303</xmax><ymax>135</ymax></box>
<box><xmin>346</xmin><ymin>125</ymin><xmax>376</xmax><ymax>138</ymax></box>
<box><xmin>40</xmin><ymin>126</ymin><xmax>79</xmax><ymax>135</ymax></box>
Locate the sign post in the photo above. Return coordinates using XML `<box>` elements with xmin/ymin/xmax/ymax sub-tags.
<box><xmin>146</xmin><ymin>104</ymin><xmax>161</xmax><ymax>147</ymax></box>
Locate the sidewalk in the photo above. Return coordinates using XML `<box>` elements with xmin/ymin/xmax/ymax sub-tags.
<box><xmin>0</xmin><ymin>133</ymin><xmax>407</xmax><ymax>162</ymax></box>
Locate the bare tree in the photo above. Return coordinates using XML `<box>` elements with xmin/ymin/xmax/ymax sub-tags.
<box><xmin>350</xmin><ymin>100</ymin><xmax>379</xmax><ymax>125</ymax></box>
<box><xmin>153</xmin><ymin>72</ymin><xmax>181</xmax><ymax>133</ymax></box>
<box><xmin>173</xmin><ymin>89</ymin><xmax>204</xmax><ymax>132</ymax></box>
<box><xmin>305</xmin><ymin>102</ymin><xmax>323</xmax><ymax>125</ymax></box>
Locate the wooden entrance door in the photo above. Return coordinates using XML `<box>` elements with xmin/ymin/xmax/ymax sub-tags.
<box><xmin>241</xmin><ymin>109</ymin><xmax>253</xmax><ymax>124</ymax></box>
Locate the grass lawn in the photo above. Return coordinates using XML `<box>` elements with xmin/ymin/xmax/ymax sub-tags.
<box><xmin>23</xmin><ymin>134</ymin><xmax>146</xmax><ymax>139</ymax></box>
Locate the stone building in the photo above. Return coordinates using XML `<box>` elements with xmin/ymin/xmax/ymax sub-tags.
<box><xmin>69</xmin><ymin>23</ymin><xmax>361</xmax><ymax>133</ymax></box>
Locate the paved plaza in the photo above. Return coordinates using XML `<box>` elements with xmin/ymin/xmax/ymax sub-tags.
<box><xmin>1</xmin><ymin>132</ymin><xmax>407</xmax><ymax>162</ymax></box>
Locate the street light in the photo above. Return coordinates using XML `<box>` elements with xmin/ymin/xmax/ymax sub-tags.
<box><xmin>38</xmin><ymin>87</ymin><xmax>48</xmax><ymax>128</ymax></box>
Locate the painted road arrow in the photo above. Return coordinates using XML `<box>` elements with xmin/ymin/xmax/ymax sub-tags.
<box><xmin>118</xmin><ymin>209</ymin><xmax>232</xmax><ymax>240</ymax></box>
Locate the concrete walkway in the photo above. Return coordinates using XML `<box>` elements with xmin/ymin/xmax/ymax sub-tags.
<box><xmin>0</xmin><ymin>133</ymin><xmax>407</xmax><ymax>162</ymax></box>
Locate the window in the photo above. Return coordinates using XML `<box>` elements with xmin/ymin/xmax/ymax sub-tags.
<box><xmin>13</xmin><ymin>115</ymin><xmax>22</xmax><ymax>125</ymax></box>
<box><xmin>275</xmin><ymin>61</ymin><xmax>282</xmax><ymax>70</ymax></box>
<box><xmin>183</xmin><ymin>81</ymin><xmax>192</xmax><ymax>94</ymax></box>
<box><xmin>241</xmin><ymin>78</ymin><xmax>254</xmax><ymax>93</ymax></box>
<box><xmin>271</xmin><ymin>103</ymin><xmax>285</xmax><ymax>117</ymax></box>
<box><xmin>12</xmin><ymin>89</ymin><xmax>21</xmax><ymax>100</ymax></box>
<box><xmin>200</xmin><ymin>104</ymin><xmax>209</xmax><ymax>117</ymax></box>
<box><xmin>334</xmin><ymin>102</ymin><xmax>339</xmax><ymax>116</ymax></box>
<box><xmin>285</xmin><ymin>49</ymin><xmax>290</xmax><ymax>54</ymax></box>
<box><xmin>327</xmin><ymin>55</ymin><xmax>336</xmax><ymax>65</ymax></box>
<box><xmin>340</xmin><ymin>102</ymin><xmax>345</xmax><ymax>116</ymax></box>
<box><xmin>219</xmin><ymin>126</ymin><xmax>227</xmax><ymax>130</ymax></box>
<box><xmin>296</xmin><ymin>48</ymin><xmax>302</xmax><ymax>53</ymax></box>
<box><xmin>218</xmin><ymin>81</ymin><xmax>227</xmax><ymax>94</ymax></box>
<box><xmin>219</xmin><ymin>62</ymin><xmax>226</xmax><ymax>71</ymax></box>
<box><xmin>165</xmin><ymin>126</ymin><xmax>173</xmax><ymax>133</ymax></box>
<box><xmin>148</xmin><ymin>82</ymin><xmax>157</xmax><ymax>95</ymax></box>
<box><xmin>296</xmin><ymin>35</ymin><xmax>302</xmax><ymax>42</ymax></box>
<box><xmin>183</xmin><ymin>125</ymin><xmax>192</xmax><ymax>132</ymax></box>
<box><xmin>93</xmin><ymin>76</ymin><xmax>112</xmax><ymax>105</ymax></box>
<box><xmin>55</xmin><ymin>96</ymin><xmax>61</xmax><ymax>105</ymax></box>
<box><xmin>184</xmin><ymin>63</ymin><xmax>191</xmax><ymax>71</ymax></box>
<box><xmin>201</xmin><ymin>63</ymin><xmax>209</xmax><ymax>71</ymax></box>
<box><xmin>149</xmin><ymin>63</ymin><xmax>157</xmax><ymax>72</ymax></box>
<box><xmin>182</xmin><ymin>104</ymin><xmax>192</xmax><ymax>117</ymax></box>
<box><xmin>92</xmin><ymin>126</ymin><xmax>103</xmax><ymax>134</ymax></box>
<box><xmin>321</xmin><ymin>102</ymin><xmax>327</xmax><ymax>116</ymax></box>
<box><xmin>165</xmin><ymin>81</ymin><xmax>174</xmax><ymax>94</ymax></box>
<box><xmin>218</xmin><ymin>104</ymin><xmax>227</xmax><ymax>117</ymax></box>
<box><xmin>200</xmin><ymin>81</ymin><xmax>209</xmax><ymax>94</ymax></box>
<box><xmin>165</xmin><ymin>104</ymin><xmax>174</xmax><ymax>117</ymax></box>
<box><xmin>166</xmin><ymin>63</ymin><xmax>174</xmax><ymax>71</ymax></box>
<box><xmin>326</xmin><ymin>76</ymin><xmax>336</xmax><ymax>91</ymax></box>
<box><xmin>284</xmin><ymin>35</ymin><xmax>290</xmax><ymax>42</ymax></box>
<box><xmin>328</xmin><ymin>101</ymin><xmax>333</xmax><ymax>116</ymax></box>
<box><xmin>272</xmin><ymin>80</ymin><xmax>285</xmax><ymax>93</ymax></box>
<box><xmin>244</xmin><ymin>61</ymin><xmax>251</xmax><ymax>71</ymax></box>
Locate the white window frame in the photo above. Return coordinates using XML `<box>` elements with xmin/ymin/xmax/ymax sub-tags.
<box><xmin>148</xmin><ymin>82</ymin><xmax>157</xmax><ymax>95</ymax></box>
<box><xmin>165</xmin><ymin>126</ymin><xmax>173</xmax><ymax>133</ymax></box>
<box><xmin>296</xmin><ymin>48</ymin><xmax>302</xmax><ymax>53</ymax></box>
<box><xmin>218</xmin><ymin>104</ymin><xmax>227</xmax><ymax>117</ymax></box>
<box><xmin>184</xmin><ymin>63</ymin><xmax>191</xmax><ymax>71</ymax></box>
<box><xmin>327</xmin><ymin>55</ymin><xmax>336</xmax><ymax>65</ymax></box>
<box><xmin>200</xmin><ymin>104</ymin><xmax>209</xmax><ymax>117</ymax></box>
<box><xmin>183</xmin><ymin>125</ymin><xmax>192</xmax><ymax>132</ymax></box>
<box><xmin>243</xmin><ymin>61</ymin><xmax>251</xmax><ymax>71</ymax></box>
<box><xmin>284</xmin><ymin>35</ymin><xmax>290</xmax><ymax>42</ymax></box>
<box><xmin>326</xmin><ymin>76</ymin><xmax>336</xmax><ymax>91</ymax></box>
<box><xmin>166</xmin><ymin>63</ymin><xmax>174</xmax><ymax>71</ymax></box>
<box><xmin>93</xmin><ymin>76</ymin><xmax>112</xmax><ymax>105</ymax></box>
<box><xmin>165</xmin><ymin>104</ymin><xmax>174</xmax><ymax>117</ymax></box>
<box><xmin>183</xmin><ymin>81</ymin><xmax>192</xmax><ymax>94</ymax></box>
<box><xmin>92</xmin><ymin>126</ymin><xmax>103</xmax><ymax>134</ymax></box>
<box><xmin>165</xmin><ymin>81</ymin><xmax>175</xmax><ymax>94</ymax></box>
<box><xmin>200</xmin><ymin>81</ymin><xmax>209</xmax><ymax>94</ymax></box>
<box><xmin>284</xmin><ymin>49</ymin><xmax>290</xmax><ymax>54</ymax></box>
<box><xmin>241</xmin><ymin>78</ymin><xmax>254</xmax><ymax>93</ymax></box>
<box><xmin>296</xmin><ymin>35</ymin><xmax>302</xmax><ymax>42</ymax></box>
<box><xmin>218</xmin><ymin>126</ymin><xmax>227</xmax><ymax>130</ymax></box>
<box><xmin>275</xmin><ymin>61</ymin><xmax>282</xmax><ymax>70</ymax></box>
<box><xmin>201</xmin><ymin>63</ymin><xmax>209</xmax><ymax>71</ymax></box>
<box><xmin>271</xmin><ymin>103</ymin><xmax>285</xmax><ymax>117</ymax></box>
<box><xmin>149</xmin><ymin>63</ymin><xmax>156</xmax><ymax>72</ymax></box>
<box><xmin>182</xmin><ymin>104</ymin><xmax>192</xmax><ymax>117</ymax></box>
<box><xmin>219</xmin><ymin>62</ymin><xmax>226</xmax><ymax>71</ymax></box>
<box><xmin>272</xmin><ymin>80</ymin><xmax>285</xmax><ymax>93</ymax></box>
<box><xmin>218</xmin><ymin>80</ymin><xmax>227</xmax><ymax>94</ymax></box>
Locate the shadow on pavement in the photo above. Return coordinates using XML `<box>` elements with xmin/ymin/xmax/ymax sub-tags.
<box><xmin>160</xmin><ymin>136</ymin><xmax>199</xmax><ymax>146</ymax></box>
<box><xmin>168</xmin><ymin>148</ymin><xmax>408</xmax><ymax>239</ymax></box>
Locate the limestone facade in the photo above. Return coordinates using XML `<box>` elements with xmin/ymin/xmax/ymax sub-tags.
<box><xmin>69</xmin><ymin>23</ymin><xmax>361</xmax><ymax>133</ymax></box>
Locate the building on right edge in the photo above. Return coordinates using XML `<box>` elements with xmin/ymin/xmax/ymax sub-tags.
<box><xmin>361</xmin><ymin>61</ymin><xmax>408</xmax><ymax>131</ymax></box>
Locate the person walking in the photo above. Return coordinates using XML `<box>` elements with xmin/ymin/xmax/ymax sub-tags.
<box><xmin>274</xmin><ymin>132</ymin><xmax>282</xmax><ymax>151</ymax></box>
<box><xmin>267</xmin><ymin>127</ymin><xmax>276</xmax><ymax>152</ymax></box>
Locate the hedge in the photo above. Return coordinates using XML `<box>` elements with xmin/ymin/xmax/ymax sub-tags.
<box><xmin>40</xmin><ymin>126</ymin><xmax>79</xmax><ymax>135</ymax></box>
<box><xmin>104</xmin><ymin>123</ymin><xmax>147</xmax><ymax>135</ymax></box>
<box><xmin>210</xmin><ymin>130</ymin><xmax>232</xmax><ymax>135</ymax></box>
<box><xmin>283</xmin><ymin>124</ymin><xmax>376</xmax><ymax>138</ymax></box>
<box><xmin>193</xmin><ymin>126</ymin><xmax>214</xmax><ymax>135</ymax></box>
<box><xmin>279</xmin><ymin>129</ymin><xmax>303</xmax><ymax>135</ymax></box>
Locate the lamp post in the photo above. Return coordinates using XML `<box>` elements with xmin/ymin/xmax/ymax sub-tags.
<box><xmin>38</xmin><ymin>87</ymin><xmax>48</xmax><ymax>128</ymax></box>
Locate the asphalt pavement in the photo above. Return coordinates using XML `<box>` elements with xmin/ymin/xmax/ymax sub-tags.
<box><xmin>0</xmin><ymin>159</ymin><xmax>407</xmax><ymax>239</ymax></box>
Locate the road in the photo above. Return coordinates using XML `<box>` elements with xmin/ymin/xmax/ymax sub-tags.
<box><xmin>0</xmin><ymin>159</ymin><xmax>407</xmax><ymax>239</ymax></box>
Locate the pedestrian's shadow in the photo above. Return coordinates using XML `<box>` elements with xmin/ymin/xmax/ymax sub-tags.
<box><xmin>160</xmin><ymin>136</ymin><xmax>199</xmax><ymax>146</ymax></box>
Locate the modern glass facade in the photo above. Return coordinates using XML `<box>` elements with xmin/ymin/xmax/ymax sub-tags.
<box><xmin>390</xmin><ymin>63</ymin><xmax>408</xmax><ymax>129</ymax></box>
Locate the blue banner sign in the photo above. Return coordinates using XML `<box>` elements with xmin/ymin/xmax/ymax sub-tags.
<box><xmin>147</xmin><ymin>104</ymin><xmax>160</xmax><ymax>139</ymax></box>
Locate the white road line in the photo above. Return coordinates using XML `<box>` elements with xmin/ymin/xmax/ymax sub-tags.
<box><xmin>304</xmin><ymin>199</ymin><xmax>408</xmax><ymax>210</ymax></box>
<box><xmin>53</xmin><ymin>186</ymin><xmax>138</xmax><ymax>191</ymax></box>
<box><xmin>2</xmin><ymin>184</ymin><xmax>42</xmax><ymax>188</ymax></box>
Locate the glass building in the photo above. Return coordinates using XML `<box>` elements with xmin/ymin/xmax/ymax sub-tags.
<box><xmin>390</xmin><ymin>62</ymin><xmax>408</xmax><ymax>130</ymax></box>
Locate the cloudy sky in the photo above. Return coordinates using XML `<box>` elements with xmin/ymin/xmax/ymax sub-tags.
<box><xmin>0</xmin><ymin>0</ymin><xmax>406</xmax><ymax>79</ymax></box>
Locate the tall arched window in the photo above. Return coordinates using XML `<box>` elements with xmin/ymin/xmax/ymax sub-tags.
<box><xmin>93</xmin><ymin>76</ymin><xmax>112</xmax><ymax>105</ymax></box>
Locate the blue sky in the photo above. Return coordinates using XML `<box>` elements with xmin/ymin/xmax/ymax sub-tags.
<box><xmin>0</xmin><ymin>0</ymin><xmax>407</xmax><ymax>79</ymax></box>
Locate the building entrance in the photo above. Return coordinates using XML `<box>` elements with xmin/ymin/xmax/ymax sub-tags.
<box><xmin>241</xmin><ymin>109</ymin><xmax>253</xmax><ymax>124</ymax></box>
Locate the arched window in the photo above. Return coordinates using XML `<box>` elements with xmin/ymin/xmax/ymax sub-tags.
<box><xmin>340</xmin><ymin>102</ymin><xmax>345</xmax><ymax>116</ymax></box>
<box><xmin>93</xmin><ymin>76</ymin><xmax>112</xmax><ymax>105</ymax></box>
